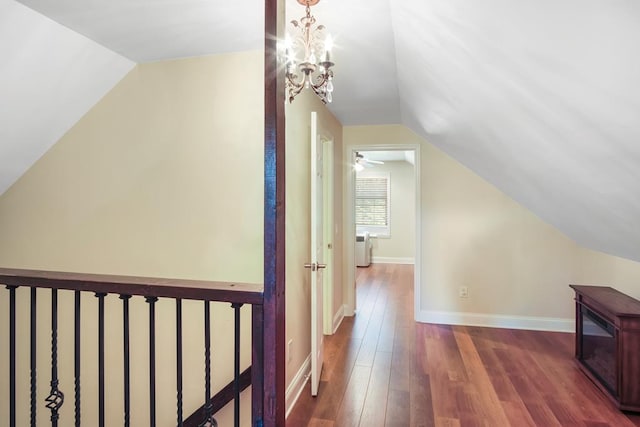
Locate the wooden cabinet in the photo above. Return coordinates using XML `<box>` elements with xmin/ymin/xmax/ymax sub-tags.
<box><xmin>570</xmin><ymin>285</ymin><xmax>640</xmax><ymax>412</ymax></box>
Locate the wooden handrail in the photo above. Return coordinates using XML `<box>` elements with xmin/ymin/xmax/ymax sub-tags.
<box><xmin>0</xmin><ymin>268</ymin><xmax>263</xmax><ymax>305</ymax></box>
<box><xmin>183</xmin><ymin>366</ymin><xmax>253</xmax><ymax>427</ymax></box>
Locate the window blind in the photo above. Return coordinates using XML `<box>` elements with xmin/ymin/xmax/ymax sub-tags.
<box><xmin>355</xmin><ymin>176</ymin><xmax>389</xmax><ymax>227</ymax></box>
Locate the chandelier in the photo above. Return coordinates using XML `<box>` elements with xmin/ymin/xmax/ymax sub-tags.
<box><xmin>285</xmin><ymin>0</ymin><xmax>335</xmax><ymax>104</ymax></box>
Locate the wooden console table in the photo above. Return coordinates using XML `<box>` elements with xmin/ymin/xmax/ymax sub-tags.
<box><xmin>570</xmin><ymin>285</ymin><xmax>640</xmax><ymax>412</ymax></box>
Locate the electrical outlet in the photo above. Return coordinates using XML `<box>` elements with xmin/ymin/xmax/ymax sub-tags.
<box><xmin>287</xmin><ymin>339</ymin><xmax>293</xmax><ymax>363</ymax></box>
<box><xmin>459</xmin><ymin>286</ymin><xmax>469</xmax><ymax>298</ymax></box>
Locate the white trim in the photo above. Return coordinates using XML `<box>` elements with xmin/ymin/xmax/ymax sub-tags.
<box><xmin>344</xmin><ymin>143</ymin><xmax>421</xmax><ymax>319</ymax></box>
<box><xmin>344</xmin><ymin>145</ymin><xmax>357</xmax><ymax>316</ymax></box>
<box><xmin>332</xmin><ymin>304</ymin><xmax>346</xmax><ymax>334</ymax></box>
<box><xmin>322</xmin><ymin>133</ymin><xmax>335</xmax><ymax>335</ymax></box>
<box><xmin>416</xmin><ymin>310</ymin><xmax>575</xmax><ymax>333</ymax></box>
<box><xmin>285</xmin><ymin>354</ymin><xmax>311</xmax><ymax>419</ymax></box>
<box><xmin>413</xmin><ymin>145</ymin><xmax>422</xmax><ymax>324</ymax></box>
<box><xmin>371</xmin><ymin>256</ymin><xmax>414</xmax><ymax>265</ymax></box>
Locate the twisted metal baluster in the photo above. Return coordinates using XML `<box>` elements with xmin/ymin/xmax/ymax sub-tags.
<box><xmin>199</xmin><ymin>300</ymin><xmax>218</xmax><ymax>427</ymax></box>
<box><xmin>74</xmin><ymin>291</ymin><xmax>81</xmax><ymax>427</ymax></box>
<box><xmin>8</xmin><ymin>285</ymin><xmax>17</xmax><ymax>427</ymax></box>
<box><xmin>30</xmin><ymin>287</ymin><xmax>37</xmax><ymax>427</ymax></box>
<box><xmin>120</xmin><ymin>294</ymin><xmax>132</xmax><ymax>427</ymax></box>
<box><xmin>46</xmin><ymin>289</ymin><xmax>65</xmax><ymax>427</ymax></box>
<box><xmin>146</xmin><ymin>296</ymin><xmax>158</xmax><ymax>427</ymax></box>
<box><xmin>232</xmin><ymin>303</ymin><xmax>243</xmax><ymax>427</ymax></box>
<box><xmin>176</xmin><ymin>299</ymin><xmax>184</xmax><ymax>426</ymax></box>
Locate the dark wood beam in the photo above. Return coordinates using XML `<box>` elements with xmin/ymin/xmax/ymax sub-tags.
<box><xmin>263</xmin><ymin>0</ymin><xmax>286</xmax><ymax>426</ymax></box>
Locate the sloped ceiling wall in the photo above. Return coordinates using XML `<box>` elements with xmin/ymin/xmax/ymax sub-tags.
<box><xmin>0</xmin><ymin>0</ymin><xmax>134</xmax><ymax>194</ymax></box>
<box><xmin>3</xmin><ymin>0</ymin><xmax>640</xmax><ymax>263</ymax></box>
<box><xmin>389</xmin><ymin>0</ymin><xmax>640</xmax><ymax>262</ymax></box>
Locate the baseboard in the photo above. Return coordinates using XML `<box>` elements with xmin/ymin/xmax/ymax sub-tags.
<box><xmin>371</xmin><ymin>256</ymin><xmax>414</xmax><ymax>265</ymax></box>
<box><xmin>416</xmin><ymin>310</ymin><xmax>574</xmax><ymax>333</ymax></box>
<box><xmin>332</xmin><ymin>304</ymin><xmax>346</xmax><ymax>334</ymax></box>
<box><xmin>285</xmin><ymin>354</ymin><xmax>311</xmax><ymax>419</ymax></box>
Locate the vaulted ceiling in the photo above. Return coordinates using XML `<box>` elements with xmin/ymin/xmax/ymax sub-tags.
<box><xmin>3</xmin><ymin>0</ymin><xmax>640</xmax><ymax>261</ymax></box>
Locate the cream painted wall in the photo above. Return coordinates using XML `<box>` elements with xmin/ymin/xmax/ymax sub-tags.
<box><xmin>284</xmin><ymin>89</ymin><xmax>343</xmax><ymax>396</ymax></box>
<box><xmin>0</xmin><ymin>51</ymin><xmax>263</xmax><ymax>426</ymax></box>
<box><xmin>357</xmin><ymin>160</ymin><xmax>415</xmax><ymax>262</ymax></box>
<box><xmin>0</xmin><ymin>51</ymin><xmax>264</xmax><ymax>282</ymax></box>
<box><xmin>0</xmin><ymin>48</ymin><xmax>345</xmax><ymax>423</ymax></box>
<box><xmin>344</xmin><ymin>125</ymin><xmax>640</xmax><ymax>330</ymax></box>
<box><xmin>577</xmin><ymin>248</ymin><xmax>640</xmax><ymax>300</ymax></box>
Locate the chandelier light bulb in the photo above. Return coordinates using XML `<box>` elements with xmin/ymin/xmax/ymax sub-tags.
<box><xmin>325</xmin><ymin>34</ymin><xmax>333</xmax><ymax>50</ymax></box>
<box><xmin>324</xmin><ymin>34</ymin><xmax>333</xmax><ymax>61</ymax></box>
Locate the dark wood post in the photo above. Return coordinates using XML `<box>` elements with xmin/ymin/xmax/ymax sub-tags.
<box><xmin>263</xmin><ymin>0</ymin><xmax>286</xmax><ymax>425</ymax></box>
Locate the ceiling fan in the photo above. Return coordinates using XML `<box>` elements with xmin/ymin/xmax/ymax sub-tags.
<box><xmin>355</xmin><ymin>152</ymin><xmax>384</xmax><ymax>170</ymax></box>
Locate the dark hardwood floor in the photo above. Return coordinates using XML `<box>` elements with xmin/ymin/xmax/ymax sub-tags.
<box><xmin>286</xmin><ymin>263</ymin><xmax>640</xmax><ymax>426</ymax></box>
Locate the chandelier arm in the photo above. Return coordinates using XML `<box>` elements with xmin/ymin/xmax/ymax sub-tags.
<box><xmin>285</xmin><ymin>70</ymin><xmax>304</xmax><ymax>90</ymax></box>
<box><xmin>309</xmin><ymin>83</ymin><xmax>324</xmax><ymax>97</ymax></box>
<box><xmin>309</xmin><ymin>82</ymin><xmax>328</xmax><ymax>104</ymax></box>
<box><xmin>286</xmin><ymin>77</ymin><xmax>305</xmax><ymax>103</ymax></box>
<box><xmin>312</xmin><ymin>72</ymin><xmax>329</xmax><ymax>88</ymax></box>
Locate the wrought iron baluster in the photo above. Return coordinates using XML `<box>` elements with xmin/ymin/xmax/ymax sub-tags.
<box><xmin>146</xmin><ymin>296</ymin><xmax>158</xmax><ymax>427</ymax></box>
<box><xmin>46</xmin><ymin>288</ymin><xmax>64</xmax><ymax>427</ymax></box>
<box><xmin>8</xmin><ymin>285</ymin><xmax>17</xmax><ymax>427</ymax></box>
<box><xmin>251</xmin><ymin>304</ymin><xmax>264</xmax><ymax>426</ymax></box>
<box><xmin>96</xmin><ymin>292</ymin><xmax>107</xmax><ymax>427</ymax></box>
<box><xmin>199</xmin><ymin>300</ymin><xmax>218</xmax><ymax>427</ymax></box>
<box><xmin>120</xmin><ymin>294</ymin><xmax>132</xmax><ymax>427</ymax></box>
<box><xmin>30</xmin><ymin>287</ymin><xmax>37</xmax><ymax>427</ymax></box>
<box><xmin>176</xmin><ymin>299</ymin><xmax>183</xmax><ymax>427</ymax></box>
<box><xmin>232</xmin><ymin>303</ymin><xmax>243</xmax><ymax>427</ymax></box>
<box><xmin>74</xmin><ymin>291</ymin><xmax>81</xmax><ymax>427</ymax></box>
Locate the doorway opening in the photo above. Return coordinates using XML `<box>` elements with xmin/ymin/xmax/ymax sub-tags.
<box><xmin>344</xmin><ymin>145</ymin><xmax>421</xmax><ymax>319</ymax></box>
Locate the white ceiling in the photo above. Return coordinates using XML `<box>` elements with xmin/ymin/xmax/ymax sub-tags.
<box><xmin>4</xmin><ymin>0</ymin><xmax>640</xmax><ymax>262</ymax></box>
<box><xmin>17</xmin><ymin>0</ymin><xmax>264</xmax><ymax>62</ymax></box>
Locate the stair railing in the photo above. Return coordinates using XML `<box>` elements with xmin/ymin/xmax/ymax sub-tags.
<box><xmin>0</xmin><ymin>268</ymin><xmax>266</xmax><ymax>427</ymax></box>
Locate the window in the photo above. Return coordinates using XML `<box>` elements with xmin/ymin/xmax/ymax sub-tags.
<box><xmin>355</xmin><ymin>173</ymin><xmax>390</xmax><ymax>236</ymax></box>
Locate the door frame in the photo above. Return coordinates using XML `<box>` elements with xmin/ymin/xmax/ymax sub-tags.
<box><xmin>322</xmin><ymin>137</ymin><xmax>335</xmax><ymax>335</ymax></box>
<box><xmin>310</xmin><ymin>111</ymin><xmax>325</xmax><ymax>396</ymax></box>
<box><xmin>343</xmin><ymin>143</ymin><xmax>422</xmax><ymax>319</ymax></box>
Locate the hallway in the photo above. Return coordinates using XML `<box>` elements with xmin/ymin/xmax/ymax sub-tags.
<box><xmin>286</xmin><ymin>263</ymin><xmax>640</xmax><ymax>426</ymax></box>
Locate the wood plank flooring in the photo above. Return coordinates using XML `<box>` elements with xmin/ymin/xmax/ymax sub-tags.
<box><xmin>286</xmin><ymin>263</ymin><xmax>640</xmax><ymax>427</ymax></box>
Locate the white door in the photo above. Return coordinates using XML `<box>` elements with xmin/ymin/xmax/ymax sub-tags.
<box><xmin>308</xmin><ymin>111</ymin><xmax>325</xmax><ymax>396</ymax></box>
